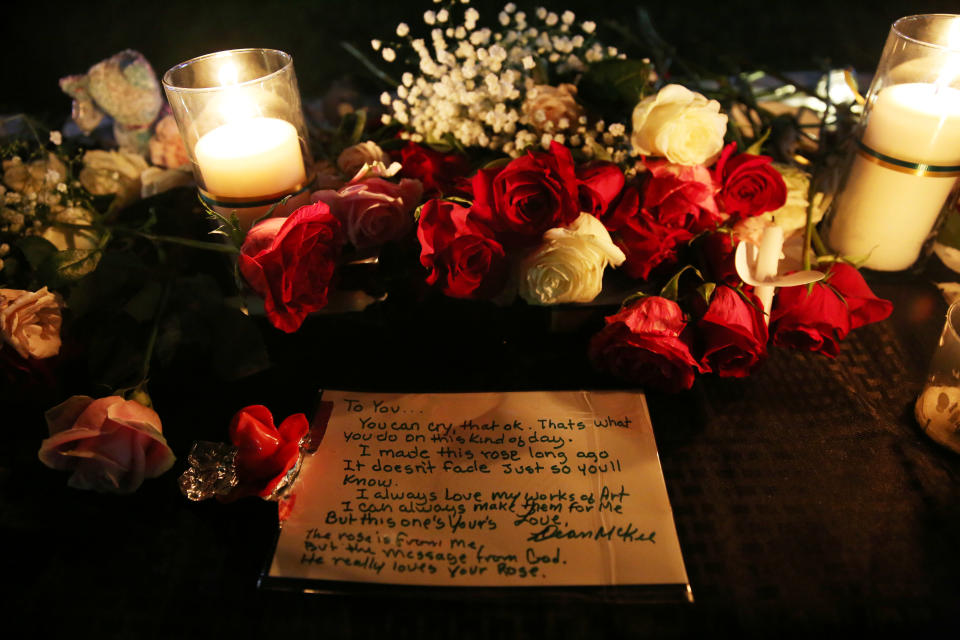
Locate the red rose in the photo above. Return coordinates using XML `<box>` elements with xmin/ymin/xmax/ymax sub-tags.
<box><xmin>472</xmin><ymin>141</ymin><xmax>580</xmax><ymax>247</ymax></box>
<box><xmin>698</xmin><ymin>286</ymin><xmax>768</xmax><ymax>377</ymax></box>
<box><xmin>770</xmin><ymin>278</ymin><xmax>850</xmax><ymax>357</ymax></box>
<box><xmin>228</xmin><ymin>405</ymin><xmax>309</xmax><ymax>499</ymax></box>
<box><xmin>417</xmin><ymin>199</ymin><xmax>508</xmax><ymax>299</ymax></box>
<box><xmin>826</xmin><ymin>262</ymin><xmax>893</xmax><ymax>329</ymax></box>
<box><xmin>771</xmin><ymin>264</ymin><xmax>891</xmax><ymax>356</ymax></box>
<box><xmin>643</xmin><ymin>159</ymin><xmax>724</xmax><ymax>233</ymax></box>
<box><xmin>700</xmin><ymin>231</ymin><xmax>741</xmax><ymax>285</ymax></box>
<box><xmin>576</xmin><ymin>162</ymin><xmax>625</xmax><ymax>222</ymax></box>
<box><xmin>589</xmin><ymin>296</ymin><xmax>704</xmax><ymax>392</ymax></box>
<box><xmin>713</xmin><ymin>143</ymin><xmax>787</xmax><ymax>220</ymax></box>
<box><xmin>397</xmin><ymin>142</ymin><xmax>470</xmax><ymax>198</ymax></box>
<box><xmin>605</xmin><ymin>186</ymin><xmax>693</xmax><ymax>280</ymax></box>
<box><xmin>239</xmin><ymin>202</ymin><xmax>343</xmax><ymax>333</ymax></box>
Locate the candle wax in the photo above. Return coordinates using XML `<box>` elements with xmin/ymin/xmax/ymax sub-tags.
<box><xmin>195</xmin><ymin>117</ymin><xmax>306</xmax><ymax>199</ymax></box>
<box><xmin>828</xmin><ymin>83</ymin><xmax>960</xmax><ymax>271</ymax></box>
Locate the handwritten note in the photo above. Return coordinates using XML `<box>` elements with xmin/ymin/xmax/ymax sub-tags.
<box><xmin>265</xmin><ymin>390</ymin><xmax>689</xmax><ymax>590</ymax></box>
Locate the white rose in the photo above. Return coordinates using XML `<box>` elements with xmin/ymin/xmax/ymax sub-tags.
<box><xmin>337</xmin><ymin>141</ymin><xmax>389</xmax><ymax>176</ymax></box>
<box><xmin>766</xmin><ymin>163</ymin><xmax>821</xmax><ymax>233</ymax></box>
<box><xmin>40</xmin><ymin>206</ymin><xmax>99</xmax><ymax>251</ymax></box>
<box><xmin>630</xmin><ymin>84</ymin><xmax>727</xmax><ymax>166</ymax></box>
<box><xmin>79</xmin><ymin>150</ymin><xmax>148</xmax><ymax>210</ymax></box>
<box><xmin>518</xmin><ymin>213</ymin><xmax>626</xmax><ymax>305</ymax></box>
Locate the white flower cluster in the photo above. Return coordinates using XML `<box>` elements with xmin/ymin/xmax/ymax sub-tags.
<box><xmin>1</xmin><ymin>150</ymin><xmax>98</xmax><ymax>272</ymax></box>
<box><xmin>375</xmin><ymin>1</ymin><xmax>630</xmax><ymax>157</ymax></box>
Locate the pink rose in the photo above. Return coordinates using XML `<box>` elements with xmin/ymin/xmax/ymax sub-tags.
<box><xmin>313</xmin><ymin>177</ymin><xmax>423</xmax><ymax>248</ymax></box>
<box><xmin>148</xmin><ymin>114</ymin><xmax>189</xmax><ymax>169</ymax></box>
<box><xmin>0</xmin><ymin>287</ymin><xmax>63</xmax><ymax>359</ymax></box>
<box><xmin>38</xmin><ymin>395</ymin><xmax>176</xmax><ymax>493</ymax></box>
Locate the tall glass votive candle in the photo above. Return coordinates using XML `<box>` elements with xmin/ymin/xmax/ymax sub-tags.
<box><xmin>915</xmin><ymin>300</ymin><xmax>960</xmax><ymax>453</ymax></box>
<box><xmin>824</xmin><ymin>15</ymin><xmax>960</xmax><ymax>271</ymax></box>
<box><xmin>163</xmin><ymin>49</ymin><xmax>313</xmax><ymax>229</ymax></box>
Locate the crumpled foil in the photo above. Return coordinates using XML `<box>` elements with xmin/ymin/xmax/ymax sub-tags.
<box><xmin>178</xmin><ymin>441</ymin><xmax>239</xmax><ymax>501</ymax></box>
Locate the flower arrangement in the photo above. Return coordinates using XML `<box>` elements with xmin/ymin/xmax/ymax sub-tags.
<box><xmin>2</xmin><ymin>1</ymin><xmax>892</xmax><ymax>497</ymax></box>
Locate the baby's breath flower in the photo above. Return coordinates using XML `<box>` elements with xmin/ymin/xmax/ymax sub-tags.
<box><xmin>561</xmin><ymin>10</ymin><xmax>575</xmax><ymax>24</ymax></box>
<box><xmin>581</xmin><ymin>21</ymin><xmax>596</xmax><ymax>34</ymax></box>
<box><xmin>498</xmin><ymin>11</ymin><xmax>510</xmax><ymax>26</ymax></box>
<box><xmin>545</xmin><ymin>12</ymin><xmax>559</xmax><ymax>26</ymax></box>
<box><xmin>536</xmin><ymin>7</ymin><xmax>547</xmax><ymax>20</ymax></box>
<box><xmin>402</xmin><ymin>72</ymin><xmax>414</xmax><ymax>87</ymax></box>
<box><xmin>380</xmin><ymin>91</ymin><xmax>392</xmax><ymax>106</ymax></box>
<box><xmin>371</xmin><ymin>39</ymin><xmax>382</xmax><ymax>51</ymax></box>
<box><xmin>396</xmin><ymin>22</ymin><xmax>410</xmax><ymax>37</ymax></box>
<box><xmin>49</xmin><ymin>131</ymin><xmax>62</xmax><ymax>146</ymax></box>
<box><xmin>504</xmin><ymin>2</ymin><xmax>516</xmax><ymax>12</ymax></box>
<box><xmin>437</xmin><ymin>8</ymin><xmax>449</xmax><ymax>23</ymax></box>
<box><xmin>424</xmin><ymin>10</ymin><xmax>436</xmax><ymax>25</ymax></box>
<box><xmin>522</xmin><ymin>55</ymin><xmax>536</xmax><ymax>70</ymax></box>
<box><xmin>382</xmin><ymin>47</ymin><xmax>396</xmax><ymax>62</ymax></box>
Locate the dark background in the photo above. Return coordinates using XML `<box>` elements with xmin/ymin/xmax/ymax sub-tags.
<box><xmin>3</xmin><ymin>0</ymin><xmax>960</xmax><ymax>117</ymax></box>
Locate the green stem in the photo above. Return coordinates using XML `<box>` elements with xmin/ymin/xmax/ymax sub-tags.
<box><xmin>49</xmin><ymin>221</ymin><xmax>240</xmax><ymax>254</ymax></box>
<box><xmin>139</xmin><ymin>282</ymin><xmax>171</xmax><ymax>384</ymax></box>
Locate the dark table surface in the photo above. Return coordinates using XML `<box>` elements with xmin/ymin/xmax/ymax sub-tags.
<box><xmin>2</xmin><ymin>261</ymin><xmax>958</xmax><ymax>638</ymax></box>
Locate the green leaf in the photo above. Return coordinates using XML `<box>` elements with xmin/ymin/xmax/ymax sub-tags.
<box><xmin>578</xmin><ymin>58</ymin><xmax>654</xmax><ymax>115</ymax></box>
<box><xmin>43</xmin><ymin>248</ymin><xmax>103</xmax><ymax>285</ymax></box>
<box><xmin>16</xmin><ymin>235</ymin><xmax>58</xmax><ymax>270</ymax></box>
<box><xmin>659</xmin><ymin>264</ymin><xmax>704</xmax><ymax>301</ymax></box>
<box><xmin>697</xmin><ymin>282</ymin><xmax>717</xmax><ymax>305</ymax></box>
<box><xmin>481</xmin><ymin>157</ymin><xmax>510</xmax><ymax>171</ymax></box>
<box><xmin>744</xmin><ymin>127</ymin><xmax>772</xmax><ymax>156</ymax></box>
<box><xmin>123</xmin><ymin>281</ymin><xmax>164</xmax><ymax>323</ymax></box>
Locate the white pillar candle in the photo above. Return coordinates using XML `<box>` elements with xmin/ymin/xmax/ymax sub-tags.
<box><xmin>195</xmin><ymin>116</ymin><xmax>306</xmax><ymax>199</ymax></box>
<box><xmin>828</xmin><ymin>83</ymin><xmax>960</xmax><ymax>271</ymax></box>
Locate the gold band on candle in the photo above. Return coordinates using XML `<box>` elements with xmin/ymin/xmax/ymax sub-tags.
<box><xmin>856</xmin><ymin>140</ymin><xmax>960</xmax><ymax>177</ymax></box>
<box><xmin>199</xmin><ymin>182</ymin><xmax>312</xmax><ymax>209</ymax></box>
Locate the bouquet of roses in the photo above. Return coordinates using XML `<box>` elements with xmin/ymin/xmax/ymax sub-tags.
<box><xmin>235</xmin><ymin>0</ymin><xmax>891</xmax><ymax>395</ymax></box>
<box><xmin>3</xmin><ymin>2</ymin><xmax>895</xmax><ymax>497</ymax></box>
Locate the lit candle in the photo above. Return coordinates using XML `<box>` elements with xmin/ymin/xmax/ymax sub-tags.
<box><xmin>195</xmin><ymin>117</ymin><xmax>306</xmax><ymax>199</ymax></box>
<box><xmin>827</xmin><ymin>82</ymin><xmax>960</xmax><ymax>271</ymax></box>
<box><xmin>163</xmin><ymin>51</ymin><xmax>313</xmax><ymax>230</ymax></box>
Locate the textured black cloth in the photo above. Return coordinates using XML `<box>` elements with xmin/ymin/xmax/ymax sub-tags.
<box><xmin>2</xmin><ymin>268</ymin><xmax>957</xmax><ymax>638</ymax></box>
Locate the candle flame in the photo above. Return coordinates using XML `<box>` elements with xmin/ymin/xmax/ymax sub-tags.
<box><xmin>218</xmin><ymin>62</ymin><xmax>240</xmax><ymax>87</ymax></box>
<box><xmin>216</xmin><ymin>61</ymin><xmax>257</xmax><ymax>122</ymax></box>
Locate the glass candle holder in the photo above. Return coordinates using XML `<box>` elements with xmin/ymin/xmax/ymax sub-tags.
<box><xmin>914</xmin><ymin>300</ymin><xmax>960</xmax><ymax>453</ymax></box>
<box><xmin>823</xmin><ymin>14</ymin><xmax>960</xmax><ymax>272</ymax></box>
<box><xmin>163</xmin><ymin>48</ymin><xmax>313</xmax><ymax>229</ymax></box>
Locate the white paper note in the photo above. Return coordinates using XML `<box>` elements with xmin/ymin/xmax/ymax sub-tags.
<box><xmin>266</xmin><ymin>390</ymin><xmax>689</xmax><ymax>590</ymax></box>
